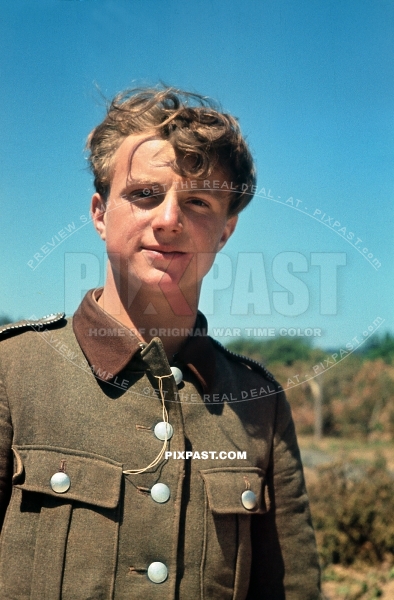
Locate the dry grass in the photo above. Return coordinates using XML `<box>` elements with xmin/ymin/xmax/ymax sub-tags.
<box><xmin>298</xmin><ymin>436</ymin><xmax>394</xmax><ymax>600</ymax></box>
<box><xmin>321</xmin><ymin>564</ymin><xmax>394</xmax><ymax>600</ymax></box>
<box><xmin>298</xmin><ymin>436</ymin><xmax>394</xmax><ymax>471</ymax></box>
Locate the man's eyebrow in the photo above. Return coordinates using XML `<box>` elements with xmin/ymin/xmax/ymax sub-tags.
<box><xmin>125</xmin><ymin>179</ymin><xmax>160</xmax><ymax>187</ymax></box>
<box><xmin>125</xmin><ymin>180</ymin><xmax>231</xmax><ymax>192</ymax></box>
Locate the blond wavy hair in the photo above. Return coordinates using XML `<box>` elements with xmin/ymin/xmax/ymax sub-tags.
<box><xmin>86</xmin><ymin>86</ymin><xmax>256</xmax><ymax>215</ymax></box>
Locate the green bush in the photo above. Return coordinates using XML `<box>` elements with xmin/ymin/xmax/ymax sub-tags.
<box><xmin>360</xmin><ymin>332</ymin><xmax>394</xmax><ymax>365</ymax></box>
<box><xmin>226</xmin><ymin>336</ymin><xmax>314</xmax><ymax>366</ymax></box>
<box><xmin>308</xmin><ymin>458</ymin><xmax>394</xmax><ymax>567</ymax></box>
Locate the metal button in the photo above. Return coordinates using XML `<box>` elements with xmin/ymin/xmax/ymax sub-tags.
<box><xmin>154</xmin><ymin>421</ymin><xmax>173</xmax><ymax>441</ymax></box>
<box><xmin>241</xmin><ymin>489</ymin><xmax>257</xmax><ymax>510</ymax></box>
<box><xmin>50</xmin><ymin>472</ymin><xmax>71</xmax><ymax>494</ymax></box>
<box><xmin>147</xmin><ymin>561</ymin><xmax>168</xmax><ymax>583</ymax></box>
<box><xmin>170</xmin><ymin>366</ymin><xmax>183</xmax><ymax>385</ymax></box>
<box><xmin>151</xmin><ymin>483</ymin><xmax>170</xmax><ymax>504</ymax></box>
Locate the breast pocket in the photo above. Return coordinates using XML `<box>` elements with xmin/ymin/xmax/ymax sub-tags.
<box><xmin>0</xmin><ymin>445</ymin><xmax>123</xmax><ymax>600</ymax></box>
<box><xmin>199</xmin><ymin>467</ymin><xmax>269</xmax><ymax>600</ymax></box>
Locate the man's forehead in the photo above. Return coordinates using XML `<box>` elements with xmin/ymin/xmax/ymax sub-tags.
<box><xmin>116</xmin><ymin>135</ymin><xmax>175</xmax><ymax>168</ymax></box>
<box><xmin>114</xmin><ymin>134</ymin><xmax>230</xmax><ymax>187</ymax></box>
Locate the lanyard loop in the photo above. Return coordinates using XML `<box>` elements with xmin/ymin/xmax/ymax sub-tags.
<box><xmin>123</xmin><ymin>374</ymin><xmax>172</xmax><ymax>475</ymax></box>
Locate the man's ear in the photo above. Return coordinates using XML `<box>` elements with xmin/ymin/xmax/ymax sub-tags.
<box><xmin>91</xmin><ymin>193</ymin><xmax>107</xmax><ymax>240</ymax></box>
<box><xmin>218</xmin><ymin>215</ymin><xmax>238</xmax><ymax>251</ymax></box>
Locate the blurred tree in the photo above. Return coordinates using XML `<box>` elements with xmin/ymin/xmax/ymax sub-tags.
<box><xmin>0</xmin><ymin>315</ymin><xmax>12</xmax><ymax>326</ymax></box>
<box><xmin>227</xmin><ymin>336</ymin><xmax>314</xmax><ymax>366</ymax></box>
<box><xmin>359</xmin><ymin>332</ymin><xmax>394</xmax><ymax>364</ymax></box>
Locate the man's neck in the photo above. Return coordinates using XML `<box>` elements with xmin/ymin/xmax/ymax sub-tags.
<box><xmin>97</xmin><ymin>282</ymin><xmax>200</xmax><ymax>360</ymax></box>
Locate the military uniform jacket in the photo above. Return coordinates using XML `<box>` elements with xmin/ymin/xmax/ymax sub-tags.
<box><xmin>0</xmin><ymin>290</ymin><xmax>321</xmax><ymax>599</ymax></box>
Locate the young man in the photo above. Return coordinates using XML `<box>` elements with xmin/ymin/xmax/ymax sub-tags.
<box><xmin>0</xmin><ymin>87</ymin><xmax>321</xmax><ymax>599</ymax></box>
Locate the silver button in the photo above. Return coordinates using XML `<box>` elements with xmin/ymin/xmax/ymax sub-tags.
<box><xmin>170</xmin><ymin>366</ymin><xmax>183</xmax><ymax>385</ymax></box>
<box><xmin>154</xmin><ymin>421</ymin><xmax>173</xmax><ymax>441</ymax></box>
<box><xmin>241</xmin><ymin>490</ymin><xmax>257</xmax><ymax>510</ymax></box>
<box><xmin>50</xmin><ymin>472</ymin><xmax>71</xmax><ymax>494</ymax></box>
<box><xmin>151</xmin><ymin>483</ymin><xmax>170</xmax><ymax>503</ymax></box>
<box><xmin>147</xmin><ymin>561</ymin><xmax>168</xmax><ymax>583</ymax></box>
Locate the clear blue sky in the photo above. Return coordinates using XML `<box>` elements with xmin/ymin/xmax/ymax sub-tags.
<box><xmin>1</xmin><ymin>0</ymin><xmax>393</xmax><ymax>351</ymax></box>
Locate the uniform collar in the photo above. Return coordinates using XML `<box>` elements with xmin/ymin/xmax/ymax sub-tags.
<box><xmin>72</xmin><ymin>288</ymin><xmax>216</xmax><ymax>392</ymax></box>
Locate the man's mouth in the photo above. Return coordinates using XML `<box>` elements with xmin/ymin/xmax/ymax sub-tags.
<box><xmin>142</xmin><ymin>246</ymin><xmax>187</xmax><ymax>260</ymax></box>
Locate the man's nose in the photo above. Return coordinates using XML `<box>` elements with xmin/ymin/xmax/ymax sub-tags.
<box><xmin>151</xmin><ymin>190</ymin><xmax>183</xmax><ymax>232</ymax></box>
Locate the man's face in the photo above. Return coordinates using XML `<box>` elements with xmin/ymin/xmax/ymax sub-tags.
<box><xmin>91</xmin><ymin>135</ymin><xmax>237</xmax><ymax>310</ymax></box>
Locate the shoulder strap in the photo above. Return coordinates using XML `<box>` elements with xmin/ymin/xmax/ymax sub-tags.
<box><xmin>0</xmin><ymin>313</ymin><xmax>66</xmax><ymax>338</ymax></box>
<box><xmin>209</xmin><ymin>337</ymin><xmax>280</xmax><ymax>387</ymax></box>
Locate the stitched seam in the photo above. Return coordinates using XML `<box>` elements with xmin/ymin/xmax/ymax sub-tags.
<box><xmin>0</xmin><ymin>353</ymin><xmax>12</xmax><ymax>428</ymax></box>
<box><xmin>200</xmin><ymin>492</ymin><xmax>208</xmax><ymax>600</ymax></box>
<box><xmin>0</xmin><ymin>351</ymin><xmax>14</xmax><ymax>526</ymax></box>
<box><xmin>232</xmin><ymin>515</ymin><xmax>240</xmax><ymax>600</ymax></box>
<box><xmin>209</xmin><ymin>337</ymin><xmax>278</xmax><ymax>384</ymax></box>
<box><xmin>109</xmin><ymin>501</ymin><xmax>121</xmax><ymax>600</ymax></box>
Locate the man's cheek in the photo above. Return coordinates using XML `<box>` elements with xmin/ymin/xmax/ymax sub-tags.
<box><xmin>195</xmin><ymin>252</ymin><xmax>217</xmax><ymax>280</ymax></box>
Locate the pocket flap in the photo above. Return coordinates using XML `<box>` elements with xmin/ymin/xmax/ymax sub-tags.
<box><xmin>200</xmin><ymin>467</ymin><xmax>268</xmax><ymax>515</ymax></box>
<box><xmin>12</xmin><ymin>445</ymin><xmax>123</xmax><ymax>509</ymax></box>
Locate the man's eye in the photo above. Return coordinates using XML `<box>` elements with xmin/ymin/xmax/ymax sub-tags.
<box><xmin>124</xmin><ymin>189</ymin><xmax>155</xmax><ymax>202</ymax></box>
<box><xmin>189</xmin><ymin>198</ymin><xmax>209</xmax><ymax>208</ymax></box>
